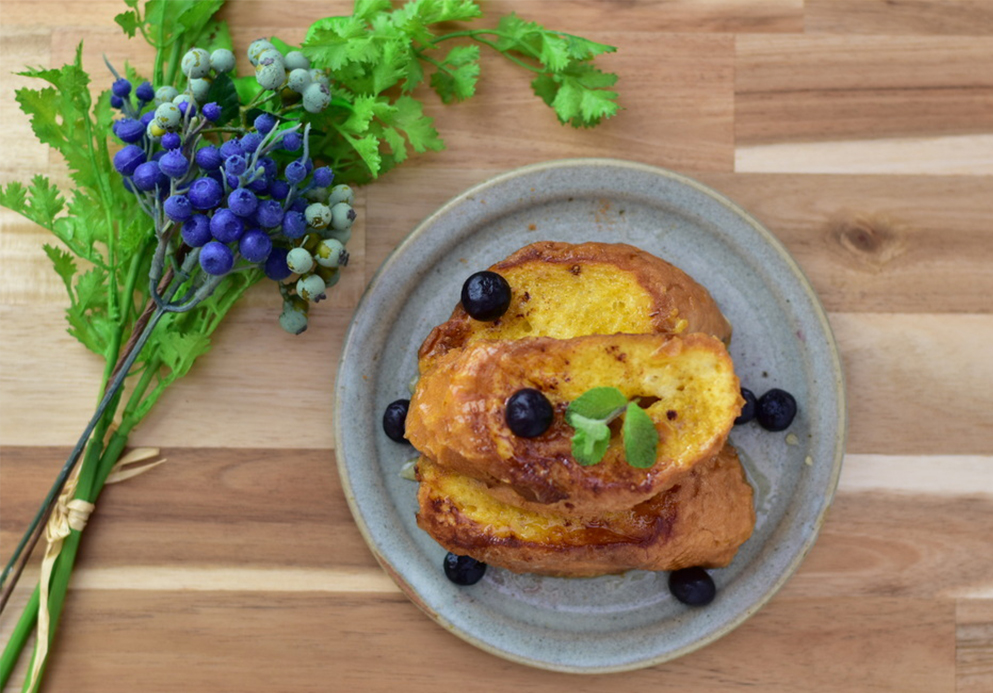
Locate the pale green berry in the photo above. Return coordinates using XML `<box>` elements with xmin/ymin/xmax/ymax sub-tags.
<box><xmin>247</xmin><ymin>39</ymin><xmax>276</xmax><ymax>66</ymax></box>
<box><xmin>302</xmin><ymin>82</ymin><xmax>330</xmax><ymax>113</ymax></box>
<box><xmin>146</xmin><ymin>119</ymin><xmax>164</xmax><ymax>140</ymax></box>
<box><xmin>296</xmin><ymin>273</ymin><xmax>326</xmax><ymax>302</ymax></box>
<box><xmin>181</xmin><ymin>48</ymin><xmax>211</xmax><ymax>78</ymax></box>
<box><xmin>323</xmin><ymin>267</ymin><xmax>341</xmax><ymax>289</ymax></box>
<box><xmin>286</xmin><ymin>247</ymin><xmax>315</xmax><ymax>274</ymax></box>
<box><xmin>328</xmin><ymin>184</ymin><xmax>354</xmax><ymax>207</ymax></box>
<box><xmin>210</xmin><ymin>48</ymin><xmax>236</xmax><ymax>74</ymax></box>
<box><xmin>155</xmin><ymin>102</ymin><xmax>182</xmax><ymax>129</ymax></box>
<box><xmin>279</xmin><ymin>300</ymin><xmax>308</xmax><ymax>335</ymax></box>
<box><xmin>330</xmin><ymin>203</ymin><xmax>356</xmax><ymax>232</ymax></box>
<box><xmin>287</xmin><ymin>68</ymin><xmax>311</xmax><ymax>94</ymax></box>
<box><xmin>304</xmin><ymin>187</ymin><xmax>328</xmax><ymax>203</ymax></box>
<box><xmin>154</xmin><ymin>85</ymin><xmax>179</xmax><ymax>105</ymax></box>
<box><xmin>314</xmin><ymin>238</ymin><xmax>347</xmax><ymax>268</ymax></box>
<box><xmin>324</xmin><ymin>226</ymin><xmax>352</xmax><ymax>245</ymax></box>
<box><xmin>189</xmin><ymin>78</ymin><xmax>212</xmax><ymax>103</ymax></box>
<box><xmin>305</xmin><ymin>202</ymin><xmax>332</xmax><ymax>229</ymax></box>
<box><xmin>256</xmin><ymin>60</ymin><xmax>286</xmax><ymax>91</ymax></box>
<box><xmin>256</xmin><ymin>48</ymin><xmax>284</xmax><ymax>66</ymax></box>
<box><xmin>310</xmin><ymin>69</ymin><xmax>330</xmax><ymax>89</ymax></box>
<box><xmin>284</xmin><ymin>51</ymin><xmax>310</xmax><ymax>71</ymax></box>
<box><xmin>172</xmin><ymin>94</ymin><xmax>193</xmax><ymax>111</ymax></box>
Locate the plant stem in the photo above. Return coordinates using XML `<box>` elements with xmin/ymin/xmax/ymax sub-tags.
<box><xmin>0</xmin><ymin>586</ymin><xmax>38</xmax><ymax>688</ymax></box>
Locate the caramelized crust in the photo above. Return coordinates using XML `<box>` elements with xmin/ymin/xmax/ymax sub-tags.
<box><xmin>406</xmin><ymin>332</ymin><xmax>743</xmax><ymax>517</ymax></box>
<box><xmin>417</xmin><ymin>241</ymin><xmax>732</xmax><ymax>375</ymax></box>
<box><xmin>416</xmin><ymin>444</ymin><xmax>755</xmax><ymax>577</ymax></box>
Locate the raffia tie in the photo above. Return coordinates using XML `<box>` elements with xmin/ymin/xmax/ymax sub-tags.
<box><xmin>26</xmin><ymin>447</ymin><xmax>163</xmax><ymax>691</ymax></box>
<box><xmin>27</xmin><ymin>465</ymin><xmax>93</xmax><ymax>691</ymax></box>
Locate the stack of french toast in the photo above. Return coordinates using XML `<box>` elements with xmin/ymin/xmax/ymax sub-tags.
<box><xmin>405</xmin><ymin>242</ymin><xmax>755</xmax><ymax>578</ymax></box>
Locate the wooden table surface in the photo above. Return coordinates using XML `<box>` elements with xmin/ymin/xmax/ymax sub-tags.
<box><xmin>2</xmin><ymin>1</ymin><xmax>992</xmax><ymax>691</ymax></box>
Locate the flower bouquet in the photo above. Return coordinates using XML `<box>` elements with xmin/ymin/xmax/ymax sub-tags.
<box><xmin>0</xmin><ymin>1</ymin><xmax>619</xmax><ymax>689</ymax></box>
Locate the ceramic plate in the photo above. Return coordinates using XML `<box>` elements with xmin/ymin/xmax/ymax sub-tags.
<box><xmin>334</xmin><ymin>159</ymin><xmax>846</xmax><ymax>674</ymax></box>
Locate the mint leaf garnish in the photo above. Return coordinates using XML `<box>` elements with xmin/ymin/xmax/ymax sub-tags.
<box><xmin>566</xmin><ymin>386</ymin><xmax>628</xmax><ymax>421</ymax></box>
<box><xmin>622</xmin><ymin>402</ymin><xmax>659</xmax><ymax>469</ymax></box>
<box><xmin>568</xmin><ymin>413</ymin><xmax>612</xmax><ymax>466</ymax></box>
<box><xmin>565</xmin><ymin>388</ymin><xmax>660</xmax><ymax>468</ymax></box>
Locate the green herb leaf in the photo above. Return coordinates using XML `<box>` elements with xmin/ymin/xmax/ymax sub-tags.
<box><xmin>115</xmin><ymin>10</ymin><xmax>142</xmax><ymax>38</ymax></box>
<box><xmin>205</xmin><ymin>73</ymin><xmax>241</xmax><ymax>126</ymax></box>
<box><xmin>569</xmin><ymin>413</ymin><xmax>612</xmax><ymax>466</ymax></box>
<box><xmin>65</xmin><ymin>267</ymin><xmax>115</xmax><ymax>357</ymax></box>
<box><xmin>622</xmin><ymin>402</ymin><xmax>659</xmax><ymax>469</ymax></box>
<box><xmin>566</xmin><ymin>386</ymin><xmax>628</xmax><ymax>422</ymax></box>
<box><xmin>429</xmin><ymin>45</ymin><xmax>480</xmax><ymax>103</ymax></box>
<box><xmin>156</xmin><ymin>328</ymin><xmax>213</xmax><ymax>380</ymax></box>
<box><xmin>42</xmin><ymin>244</ymin><xmax>77</xmax><ymax>296</ymax></box>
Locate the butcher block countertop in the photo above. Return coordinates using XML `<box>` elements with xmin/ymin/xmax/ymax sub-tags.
<box><xmin>1</xmin><ymin>1</ymin><xmax>992</xmax><ymax>691</ymax></box>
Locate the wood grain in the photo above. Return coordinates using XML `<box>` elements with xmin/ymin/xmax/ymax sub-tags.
<box><xmin>32</xmin><ymin>591</ymin><xmax>957</xmax><ymax>692</ymax></box>
<box><xmin>2</xmin><ymin>1</ymin><xmax>993</xmax><ymax>691</ymax></box>
<box><xmin>805</xmin><ymin>0</ymin><xmax>993</xmax><ymax>35</ymax></box>
<box><xmin>736</xmin><ymin>35</ymin><xmax>993</xmax><ymax>144</ymax></box>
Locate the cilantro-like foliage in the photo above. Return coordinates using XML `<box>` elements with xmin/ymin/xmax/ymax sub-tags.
<box><xmin>565</xmin><ymin>387</ymin><xmax>660</xmax><ymax>468</ymax></box>
<box><xmin>296</xmin><ymin>0</ymin><xmax>620</xmax><ymax>183</ymax></box>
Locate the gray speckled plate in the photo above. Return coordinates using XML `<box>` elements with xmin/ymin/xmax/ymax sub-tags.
<box><xmin>334</xmin><ymin>159</ymin><xmax>846</xmax><ymax>674</ymax></box>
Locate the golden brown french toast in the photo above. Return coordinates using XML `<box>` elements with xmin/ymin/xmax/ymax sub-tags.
<box><xmin>417</xmin><ymin>241</ymin><xmax>732</xmax><ymax>375</ymax></box>
<box><xmin>416</xmin><ymin>444</ymin><xmax>755</xmax><ymax>577</ymax></box>
<box><xmin>405</xmin><ymin>332</ymin><xmax>744</xmax><ymax>517</ymax></box>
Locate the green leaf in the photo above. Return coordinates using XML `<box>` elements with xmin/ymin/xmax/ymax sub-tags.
<box><xmin>622</xmin><ymin>402</ymin><xmax>659</xmax><ymax>469</ymax></box>
<box><xmin>429</xmin><ymin>45</ymin><xmax>480</xmax><ymax>103</ymax></box>
<box><xmin>232</xmin><ymin>74</ymin><xmax>264</xmax><ymax>108</ymax></box>
<box><xmin>539</xmin><ymin>33</ymin><xmax>571</xmax><ymax>72</ymax></box>
<box><xmin>569</xmin><ymin>413</ymin><xmax>612</xmax><ymax>466</ymax></box>
<box><xmin>390</xmin><ymin>96</ymin><xmax>443</xmax><ymax>153</ymax></box>
<box><xmin>538</xmin><ymin>64</ymin><xmax>619</xmax><ymax>128</ymax></box>
<box><xmin>65</xmin><ymin>267</ymin><xmax>115</xmax><ymax>357</ymax></box>
<box><xmin>175</xmin><ymin>0</ymin><xmax>224</xmax><ymax>37</ymax></box>
<box><xmin>157</xmin><ymin>330</ymin><xmax>213</xmax><ymax>379</ymax></box>
<box><xmin>372</xmin><ymin>39</ymin><xmax>412</xmax><ymax>94</ymax></box>
<box><xmin>200</xmin><ymin>17</ymin><xmax>234</xmax><ymax>53</ymax></box>
<box><xmin>43</xmin><ymin>244</ymin><xmax>77</xmax><ymax>296</ymax></box>
<box><xmin>269</xmin><ymin>36</ymin><xmax>296</xmax><ymax>55</ymax></box>
<box><xmin>115</xmin><ymin>10</ymin><xmax>142</xmax><ymax>38</ymax></box>
<box><xmin>302</xmin><ymin>16</ymin><xmax>380</xmax><ymax>71</ymax></box>
<box><xmin>566</xmin><ymin>386</ymin><xmax>628</xmax><ymax>422</ymax></box>
<box><xmin>354</xmin><ymin>0</ymin><xmax>393</xmax><ymax>21</ymax></box>
<box><xmin>206</xmin><ymin>73</ymin><xmax>241</xmax><ymax>126</ymax></box>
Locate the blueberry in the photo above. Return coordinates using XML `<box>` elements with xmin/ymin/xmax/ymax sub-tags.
<box><xmin>382</xmin><ymin>399</ymin><xmax>410</xmax><ymax>443</ymax></box>
<box><xmin>443</xmin><ymin>552</ymin><xmax>487</xmax><ymax>586</ymax></box>
<box><xmin>460</xmin><ymin>271</ymin><xmax>511</xmax><ymax>321</ymax></box>
<box><xmin>734</xmin><ymin>388</ymin><xmax>757</xmax><ymax>425</ymax></box>
<box><xmin>505</xmin><ymin>388</ymin><xmax>553</xmax><ymax>438</ymax></box>
<box><xmin>756</xmin><ymin>388</ymin><xmax>797</xmax><ymax>432</ymax></box>
<box><xmin>668</xmin><ymin>566</ymin><xmax>716</xmax><ymax>606</ymax></box>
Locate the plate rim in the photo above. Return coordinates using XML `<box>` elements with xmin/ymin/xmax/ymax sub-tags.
<box><xmin>334</xmin><ymin>157</ymin><xmax>848</xmax><ymax>674</ymax></box>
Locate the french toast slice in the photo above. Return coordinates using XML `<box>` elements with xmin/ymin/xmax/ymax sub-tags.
<box><xmin>405</xmin><ymin>332</ymin><xmax>744</xmax><ymax>517</ymax></box>
<box><xmin>417</xmin><ymin>241</ymin><xmax>732</xmax><ymax>375</ymax></box>
<box><xmin>416</xmin><ymin>444</ymin><xmax>756</xmax><ymax>577</ymax></box>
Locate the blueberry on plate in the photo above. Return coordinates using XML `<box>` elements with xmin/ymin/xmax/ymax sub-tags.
<box><xmin>460</xmin><ymin>271</ymin><xmax>511</xmax><ymax>321</ymax></box>
<box><xmin>734</xmin><ymin>387</ymin><xmax>757</xmax><ymax>425</ymax></box>
<box><xmin>444</xmin><ymin>552</ymin><xmax>487</xmax><ymax>586</ymax></box>
<box><xmin>668</xmin><ymin>566</ymin><xmax>716</xmax><ymax>606</ymax></box>
<box><xmin>505</xmin><ymin>388</ymin><xmax>554</xmax><ymax>438</ymax></box>
<box><xmin>382</xmin><ymin>399</ymin><xmax>411</xmax><ymax>443</ymax></box>
<box><xmin>756</xmin><ymin>388</ymin><xmax>797</xmax><ymax>432</ymax></box>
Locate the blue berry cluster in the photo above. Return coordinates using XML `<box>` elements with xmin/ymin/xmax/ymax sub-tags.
<box><xmin>109</xmin><ymin>44</ymin><xmax>351</xmax><ymax>334</ymax></box>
